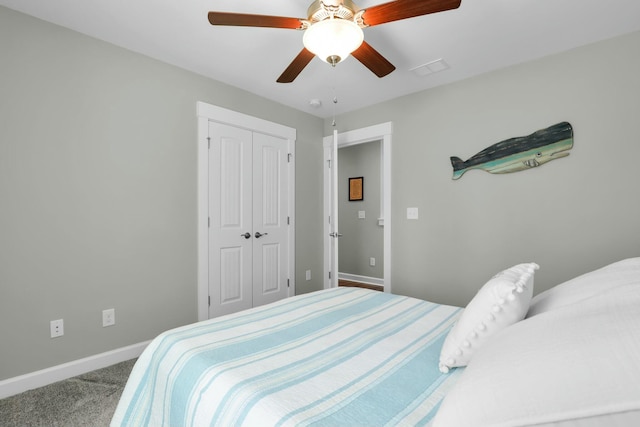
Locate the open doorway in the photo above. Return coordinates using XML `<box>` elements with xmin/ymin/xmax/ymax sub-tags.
<box><xmin>323</xmin><ymin>122</ymin><xmax>392</xmax><ymax>292</ymax></box>
<box><xmin>338</xmin><ymin>141</ymin><xmax>383</xmax><ymax>290</ymax></box>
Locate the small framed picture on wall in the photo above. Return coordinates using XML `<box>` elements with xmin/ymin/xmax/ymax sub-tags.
<box><xmin>349</xmin><ymin>177</ymin><xmax>364</xmax><ymax>201</ymax></box>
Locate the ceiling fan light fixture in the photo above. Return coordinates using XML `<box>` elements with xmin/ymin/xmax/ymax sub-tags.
<box><xmin>303</xmin><ymin>18</ymin><xmax>364</xmax><ymax>66</ymax></box>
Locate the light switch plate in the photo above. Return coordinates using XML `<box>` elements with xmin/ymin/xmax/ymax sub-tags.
<box><xmin>358</xmin><ymin>210</ymin><xmax>365</xmax><ymax>219</ymax></box>
<box><xmin>407</xmin><ymin>207</ymin><xmax>419</xmax><ymax>220</ymax></box>
<box><xmin>102</xmin><ymin>308</ymin><xmax>115</xmax><ymax>327</ymax></box>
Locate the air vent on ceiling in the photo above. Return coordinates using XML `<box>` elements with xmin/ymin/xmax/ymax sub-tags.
<box><xmin>410</xmin><ymin>59</ymin><xmax>449</xmax><ymax>77</ymax></box>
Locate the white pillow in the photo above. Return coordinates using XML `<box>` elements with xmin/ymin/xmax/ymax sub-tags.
<box><xmin>438</xmin><ymin>262</ymin><xmax>539</xmax><ymax>373</ymax></box>
<box><xmin>527</xmin><ymin>257</ymin><xmax>640</xmax><ymax>317</ymax></box>
<box><xmin>433</xmin><ymin>281</ymin><xmax>640</xmax><ymax>427</ymax></box>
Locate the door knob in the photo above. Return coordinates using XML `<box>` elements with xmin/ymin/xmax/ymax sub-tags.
<box><xmin>255</xmin><ymin>232</ymin><xmax>268</xmax><ymax>238</ymax></box>
<box><xmin>241</xmin><ymin>232</ymin><xmax>251</xmax><ymax>239</ymax></box>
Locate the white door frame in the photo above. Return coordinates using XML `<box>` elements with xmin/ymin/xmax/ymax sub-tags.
<box><xmin>323</xmin><ymin>122</ymin><xmax>392</xmax><ymax>292</ymax></box>
<box><xmin>197</xmin><ymin>102</ymin><xmax>296</xmax><ymax>321</ymax></box>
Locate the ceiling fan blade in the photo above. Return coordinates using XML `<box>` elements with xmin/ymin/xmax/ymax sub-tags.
<box><xmin>208</xmin><ymin>12</ymin><xmax>304</xmax><ymax>29</ymax></box>
<box><xmin>362</xmin><ymin>0</ymin><xmax>461</xmax><ymax>27</ymax></box>
<box><xmin>351</xmin><ymin>41</ymin><xmax>396</xmax><ymax>78</ymax></box>
<box><xmin>277</xmin><ymin>48</ymin><xmax>316</xmax><ymax>83</ymax></box>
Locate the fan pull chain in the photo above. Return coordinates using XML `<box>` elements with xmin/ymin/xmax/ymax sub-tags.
<box><xmin>332</xmin><ymin>86</ymin><xmax>338</xmax><ymax>127</ymax></box>
<box><xmin>332</xmin><ymin>96</ymin><xmax>337</xmax><ymax>127</ymax></box>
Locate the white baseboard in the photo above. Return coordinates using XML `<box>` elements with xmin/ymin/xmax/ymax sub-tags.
<box><xmin>338</xmin><ymin>272</ymin><xmax>384</xmax><ymax>287</ymax></box>
<box><xmin>0</xmin><ymin>341</ymin><xmax>150</xmax><ymax>400</ymax></box>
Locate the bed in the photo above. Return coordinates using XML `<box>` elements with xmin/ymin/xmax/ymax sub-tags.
<box><xmin>112</xmin><ymin>258</ymin><xmax>640</xmax><ymax>426</ymax></box>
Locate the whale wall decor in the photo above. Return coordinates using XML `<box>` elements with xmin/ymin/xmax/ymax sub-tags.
<box><xmin>450</xmin><ymin>122</ymin><xmax>574</xmax><ymax>180</ymax></box>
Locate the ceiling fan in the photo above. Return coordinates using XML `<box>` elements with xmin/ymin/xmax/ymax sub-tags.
<box><xmin>208</xmin><ymin>0</ymin><xmax>462</xmax><ymax>83</ymax></box>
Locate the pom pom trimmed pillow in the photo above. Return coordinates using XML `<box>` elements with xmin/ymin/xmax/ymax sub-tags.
<box><xmin>439</xmin><ymin>262</ymin><xmax>539</xmax><ymax>373</ymax></box>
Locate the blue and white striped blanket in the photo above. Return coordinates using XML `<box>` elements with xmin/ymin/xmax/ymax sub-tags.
<box><xmin>111</xmin><ymin>288</ymin><xmax>462</xmax><ymax>426</ymax></box>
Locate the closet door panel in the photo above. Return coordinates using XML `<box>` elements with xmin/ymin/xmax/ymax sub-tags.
<box><xmin>209</xmin><ymin>123</ymin><xmax>253</xmax><ymax>317</ymax></box>
<box><xmin>253</xmin><ymin>132</ymin><xmax>289</xmax><ymax>307</ymax></box>
<box><xmin>260</xmin><ymin>243</ymin><xmax>281</xmax><ymax>294</ymax></box>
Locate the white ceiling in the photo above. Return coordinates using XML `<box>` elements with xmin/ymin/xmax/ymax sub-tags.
<box><xmin>2</xmin><ymin>0</ymin><xmax>640</xmax><ymax>118</ymax></box>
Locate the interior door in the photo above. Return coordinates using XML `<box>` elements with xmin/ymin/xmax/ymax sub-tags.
<box><xmin>323</xmin><ymin>123</ymin><xmax>392</xmax><ymax>293</ymax></box>
<box><xmin>208</xmin><ymin>122</ymin><xmax>253</xmax><ymax>317</ymax></box>
<box><xmin>323</xmin><ymin>130</ymin><xmax>340</xmax><ymax>289</ymax></box>
<box><xmin>252</xmin><ymin>132</ymin><xmax>290</xmax><ymax>307</ymax></box>
<box><xmin>208</xmin><ymin>122</ymin><xmax>291</xmax><ymax>317</ymax></box>
<box><xmin>330</xmin><ymin>130</ymin><xmax>340</xmax><ymax>288</ymax></box>
<box><xmin>197</xmin><ymin>101</ymin><xmax>296</xmax><ymax>321</ymax></box>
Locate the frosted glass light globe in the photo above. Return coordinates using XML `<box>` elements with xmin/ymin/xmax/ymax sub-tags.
<box><xmin>303</xmin><ymin>19</ymin><xmax>364</xmax><ymax>66</ymax></box>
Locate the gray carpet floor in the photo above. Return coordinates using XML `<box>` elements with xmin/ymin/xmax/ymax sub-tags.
<box><xmin>0</xmin><ymin>359</ymin><xmax>136</xmax><ymax>427</ymax></box>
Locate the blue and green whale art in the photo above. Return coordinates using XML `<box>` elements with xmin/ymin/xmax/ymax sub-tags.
<box><xmin>450</xmin><ymin>122</ymin><xmax>573</xmax><ymax>180</ymax></box>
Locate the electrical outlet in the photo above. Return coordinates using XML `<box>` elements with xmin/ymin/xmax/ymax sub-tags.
<box><xmin>370</xmin><ymin>257</ymin><xmax>376</xmax><ymax>267</ymax></box>
<box><xmin>358</xmin><ymin>210</ymin><xmax>366</xmax><ymax>219</ymax></box>
<box><xmin>50</xmin><ymin>319</ymin><xmax>64</xmax><ymax>338</ymax></box>
<box><xmin>305</xmin><ymin>270</ymin><xmax>311</xmax><ymax>281</ymax></box>
<box><xmin>102</xmin><ymin>308</ymin><xmax>115</xmax><ymax>327</ymax></box>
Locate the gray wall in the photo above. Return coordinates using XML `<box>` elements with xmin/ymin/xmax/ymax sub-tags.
<box><xmin>327</xmin><ymin>30</ymin><xmax>640</xmax><ymax>307</ymax></box>
<box><xmin>3</xmin><ymin>3</ymin><xmax>640</xmax><ymax>381</ymax></box>
<box><xmin>338</xmin><ymin>142</ymin><xmax>383</xmax><ymax>278</ymax></box>
<box><xmin>0</xmin><ymin>6</ymin><xmax>324</xmax><ymax>380</ymax></box>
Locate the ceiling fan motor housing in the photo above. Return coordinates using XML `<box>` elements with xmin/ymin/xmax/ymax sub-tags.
<box><xmin>307</xmin><ymin>0</ymin><xmax>360</xmax><ymax>23</ymax></box>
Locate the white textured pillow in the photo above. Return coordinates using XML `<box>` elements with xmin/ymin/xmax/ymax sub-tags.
<box><xmin>527</xmin><ymin>257</ymin><xmax>640</xmax><ymax>317</ymax></box>
<box><xmin>433</xmin><ymin>282</ymin><xmax>640</xmax><ymax>427</ymax></box>
<box><xmin>438</xmin><ymin>262</ymin><xmax>539</xmax><ymax>373</ymax></box>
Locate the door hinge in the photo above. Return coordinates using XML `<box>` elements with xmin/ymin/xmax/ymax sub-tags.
<box><xmin>287</xmin><ymin>279</ymin><xmax>290</xmax><ymax>288</ymax></box>
<box><xmin>288</xmin><ymin>153</ymin><xmax>292</xmax><ymax>163</ymax></box>
<box><xmin>207</xmin><ymin>137</ymin><xmax>211</xmax><ymax>149</ymax></box>
<box><xmin>329</xmin><ymin>271</ymin><xmax>332</xmax><ymax>279</ymax></box>
<box><xmin>208</xmin><ymin>295</ymin><xmax>210</xmax><ymax>306</ymax></box>
<box><xmin>208</xmin><ymin>217</ymin><xmax>210</xmax><ymax>228</ymax></box>
<box><xmin>287</xmin><ymin>216</ymin><xmax>290</xmax><ymax>225</ymax></box>
<box><xmin>327</xmin><ymin>159</ymin><xmax>331</xmax><ymax>169</ymax></box>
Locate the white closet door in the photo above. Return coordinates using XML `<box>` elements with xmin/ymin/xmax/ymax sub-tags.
<box><xmin>209</xmin><ymin>122</ymin><xmax>253</xmax><ymax>317</ymax></box>
<box><xmin>252</xmin><ymin>132</ymin><xmax>289</xmax><ymax>307</ymax></box>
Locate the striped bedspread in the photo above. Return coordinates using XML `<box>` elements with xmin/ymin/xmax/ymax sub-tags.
<box><xmin>111</xmin><ymin>288</ymin><xmax>463</xmax><ymax>426</ymax></box>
